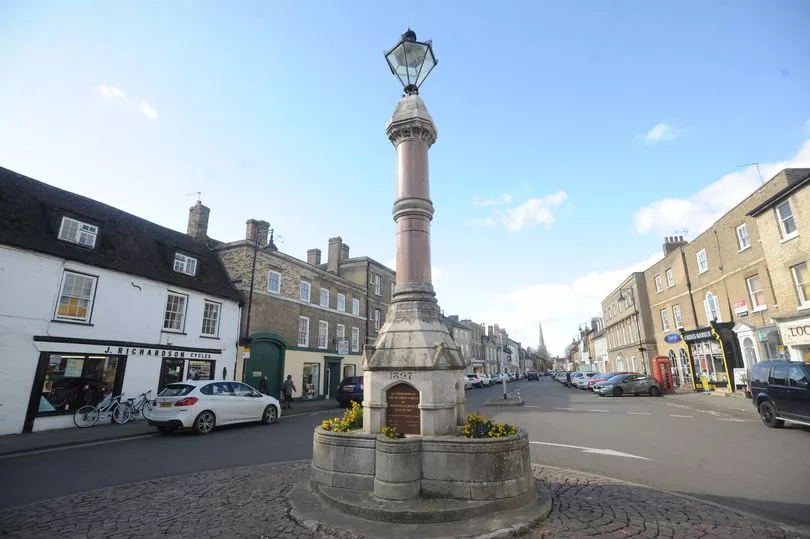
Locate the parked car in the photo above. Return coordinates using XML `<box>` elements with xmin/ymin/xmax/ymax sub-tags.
<box><xmin>526</xmin><ymin>370</ymin><xmax>540</xmax><ymax>381</ymax></box>
<box><xmin>466</xmin><ymin>373</ymin><xmax>484</xmax><ymax>388</ymax></box>
<box><xmin>573</xmin><ymin>372</ymin><xmax>599</xmax><ymax>389</ymax></box>
<box><xmin>464</xmin><ymin>376</ymin><xmax>474</xmax><ymax>390</ymax></box>
<box><xmin>595</xmin><ymin>373</ymin><xmax>661</xmax><ymax>397</ymax></box>
<box><xmin>749</xmin><ymin>360</ymin><xmax>810</xmax><ymax>428</ymax></box>
<box><xmin>479</xmin><ymin>373</ymin><xmax>493</xmax><ymax>387</ymax></box>
<box><xmin>148</xmin><ymin>380</ymin><xmax>281</xmax><ymax>435</ymax></box>
<box><xmin>336</xmin><ymin>376</ymin><xmax>364</xmax><ymax>408</ymax></box>
<box><xmin>587</xmin><ymin>372</ymin><xmax>631</xmax><ymax>391</ymax></box>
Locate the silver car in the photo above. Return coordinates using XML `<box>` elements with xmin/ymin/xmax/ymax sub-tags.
<box><xmin>595</xmin><ymin>373</ymin><xmax>661</xmax><ymax>397</ymax></box>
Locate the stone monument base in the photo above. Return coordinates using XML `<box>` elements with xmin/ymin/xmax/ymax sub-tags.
<box><xmin>289</xmin><ymin>478</ymin><xmax>551</xmax><ymax>539</ymax></box>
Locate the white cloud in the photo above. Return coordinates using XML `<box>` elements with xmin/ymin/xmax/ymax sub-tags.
<box><xmin>468</xmin><ymin>191</ymin><xmax>567</xmax><ymax>232</ymax></box>
<box><xmin>634</xmin><ymin>138</ymin><xmax>810</xmax><ymax>238</ymax></box>
<box><xmin>473</xmin><ymin>194</ymin><xmax>512</xmax><ymax>207</ymax></box>
<box><xmin>94</xmin><ymin>84</ymin><xmax>125</xmax><ymax>101</ymax></box>
<box><xmin>471</xmin><ymin>252</ymin><xmax>663</xmax><ymax>356</ymax></box>
<box><xmin>636</xmin><ymin>122</ymin><xmax>690</xmax><ymax>145</ymax></box>
<box><xmin>140</xmin><ymin>101</ymin><xmax>158</xmax><ymax>120</ymax></box>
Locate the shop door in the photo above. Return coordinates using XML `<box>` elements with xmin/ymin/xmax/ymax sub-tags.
<box><xmin>325</xmin><ymin>359</ymin><xmax>342</xmax><ymax>399</ymax></box>
<box><xmin>245</xmin><ymin>335</ymin><xmax>285</xmax><ymax>400</ymax></box>
<box><xmin>158</xmin><ymin>358</ymin><xmax>185</xmax><ymax>392</ymax></box>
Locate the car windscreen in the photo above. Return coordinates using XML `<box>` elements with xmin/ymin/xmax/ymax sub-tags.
<box><xmin>158</xmin><ymin>384</ymin><xmax>195</xmax><ymax>397</ymax></box>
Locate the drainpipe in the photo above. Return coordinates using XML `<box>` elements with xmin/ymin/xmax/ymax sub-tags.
<box><xmin>365</xmin><ymin>261</ymin><xmax>370</xmax><ymax>346</ymax></box>
<box><xmin>680</xmin><ymin>247</ymin><xmax>699</xmax><ymax>325</ymax></box>
<box><xmin>713</xmin><ymin>229</ymin><xmax>735</xmax><ymax>320</ymax></box>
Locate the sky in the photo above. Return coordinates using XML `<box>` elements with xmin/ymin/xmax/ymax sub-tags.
<box><xmin>1</xmin><ymin>1</ymin><xmax>809</xmax><ymax>356</ymax></box>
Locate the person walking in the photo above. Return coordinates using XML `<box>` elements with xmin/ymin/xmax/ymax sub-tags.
<box><xmin>258</xmin><ymin>375</ymin><xmax>269</xmax><ymax>395</ymax></box>
<box><xmin>282</xmin><ymin>375</ymin><xmax>297</xmax><ymax>410</ymax></box>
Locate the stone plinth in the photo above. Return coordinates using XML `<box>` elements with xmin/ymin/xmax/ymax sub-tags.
<box><xmin>373</xmin><ymin>435</ymin><xmax>421</xmax><ymax>500</ymax></box>
<box><xmin>311</xmin><ymin>428</ymin><xmax>376</xmax><ymax>491</ymax></box>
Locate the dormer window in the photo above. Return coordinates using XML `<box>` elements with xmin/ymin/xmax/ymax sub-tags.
<box><xmin>173</xmin><ymin>253</ymin><xmax>198</xmax><ymax>276</ymax></box>
<box><xmin>58</xmin><ymin>216</ymin><xmax>98</xmax><ymax>248</ymax></box>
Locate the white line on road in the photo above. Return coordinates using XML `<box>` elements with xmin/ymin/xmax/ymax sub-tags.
<box><xmin>530</xmin><ymin>441</ymin><xmax>650</xmax><ymax>460</ymax></box>
<box><xmin>588</xmin><ymin>409</ymin><xmax>609</xmax><ymax>413</ymax></box>
<box><xmin>554</xmin><ymin>407</ymin><xmax>575</xmax><ymax>411</ymax></box>
<box><xmin>524</xmin><ymin>406</ymin><xmax>544</xmax><ymax>408</ymax></box>
<box><xmin>716</xmin><ymin>418</ymin><xmax>752</xmax><ymax>422</ymax></box>
<box><xmin>665</xmin><ymin>403</ymin><xmax>691</xmax><ymax>409</ymax></box>
<box><xmin>670</xmin><ymin>414</ymin><xmax>693</xmax><ymax>418</ymax></box>
<box><xmin>627</xmin><ymin>411</ymin><xmax>651</xmax><ymax>415</ymax></box>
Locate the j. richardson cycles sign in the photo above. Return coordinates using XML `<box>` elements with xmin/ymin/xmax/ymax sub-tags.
<box><xmin>102</xmin><ymin>346</ymin><xmax>217</xmax><ymax>359</ymax></box>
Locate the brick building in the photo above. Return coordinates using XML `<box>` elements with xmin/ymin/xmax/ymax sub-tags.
<box><xmin>602</xmin><ymin>272</ymin><xmax>658</xmax><ymax>374</ymax></box>
<box><xmin>749</xmin><ymin>169</ymin><xmax>810</xmax><ymax>363</ymax></box>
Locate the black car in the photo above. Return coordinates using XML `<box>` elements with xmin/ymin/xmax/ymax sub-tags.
<box><xmin>749</xmin><ymin>361</ymin><xmax>810</xmax><ymax>428</ymax></box>
<box><xmin>526</xmin><ymin>371</ymin><xmax>539</xmax><ymax>381</ymax></box>
<box><xmin>335</xmin><ymin>376</ymin><xmax>363</xmax><ymax>408</ymax></box>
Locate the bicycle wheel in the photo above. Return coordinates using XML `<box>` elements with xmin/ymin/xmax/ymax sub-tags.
<box><xmin>112</xmin><ymin>403</ymin><xmax>132</xmax><ymax>424</ymax></box>
<box><xmin>74</xmin><ymin>405</ymin><xmax>100</xmax><ymax>428</ymax></box>
<box><xmin>141</xmin><ymin>399</ymin><xmax>153</xmax><ymax>420</ymax></box>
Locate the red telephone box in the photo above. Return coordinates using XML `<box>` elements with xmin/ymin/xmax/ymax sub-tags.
<box><xmin>651</xmin><ymin>356</ymin><xmax>675</xmax><ymax>394</ymax></box>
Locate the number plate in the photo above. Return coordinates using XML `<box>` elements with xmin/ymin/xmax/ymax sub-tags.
<box><xmin>160</xmin><ymin>402</ymin><xmax>173</xmax><ymax>408</ymax></box>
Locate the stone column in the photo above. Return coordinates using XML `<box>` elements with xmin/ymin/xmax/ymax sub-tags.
<box><xmin>361</xmin><ymin>95</ymin><xmax>466</xmax><ymax>437</ymax></box>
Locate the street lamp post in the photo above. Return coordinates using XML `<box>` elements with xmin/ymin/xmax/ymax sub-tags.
<box><xmin>499</xmin><ymin>333</ymin><xmax>507</xmax><ymax>399</ymax></box>
<box><xmin>243</xmin><ymin>227</ymin><xmax>277</xmax><ymax>341</ymax></box>
<box><xmin>617</xmin><ymin>287</ymin><xmax>647</xmax><ymax>374</ymax></box>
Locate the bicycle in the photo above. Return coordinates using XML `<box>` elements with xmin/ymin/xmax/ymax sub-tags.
<box><xmin>73</xmin><ymin>393</ymin><xmax>131</xmax><ymax>428</ymax></box>
<box><xmin>122</xmin><ymin>390</ymin><xmax>153</xmax><ymax>422</ymax></box>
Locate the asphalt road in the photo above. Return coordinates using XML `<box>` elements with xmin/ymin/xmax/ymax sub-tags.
<box><xmin>2</xmin><ymin>378</ymin><xmax>808</xmax><ymax>530</ymax></box>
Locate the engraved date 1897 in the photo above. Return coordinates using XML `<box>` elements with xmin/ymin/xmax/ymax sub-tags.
<box><xmin>390</xmin><ymin>371</ymin><xmax>413</xmax><ymax>380</ymax></box>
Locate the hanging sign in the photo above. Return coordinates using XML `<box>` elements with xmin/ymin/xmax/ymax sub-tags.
<box><xmin>664</xmin><ymin>333</ymin><xmax>682</xmax><ymax>344</ymax></box>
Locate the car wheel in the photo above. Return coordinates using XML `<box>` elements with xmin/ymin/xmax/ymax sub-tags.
<box><xmin>612</xmin><ymin>387</ymin><xmax>624</xmax><ymax>397</ymax></box>
<box><xmin>262</xmin><ymin>405</ymin><xmax>278</xmax><ymax>425</ymax></box>
<box><xmin>758</xmin><ymin>400</ymin><xmax>784</xmax><ymax>428</ymax></box>
<box><xmin>192</xmin><ymin>411</ymin><xmax>216</xmax><ymax>435</ymax></box>
<box><xmin>649</xmin><ymin>386</ymin><xmax>661</xmax><ymax>397</ymax></box>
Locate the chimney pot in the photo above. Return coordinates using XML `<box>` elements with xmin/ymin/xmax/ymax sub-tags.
<box><xmin>327</xmin><ymin>236</ymin><xmax>342</xmax><ymax>273</ymax></box>
<box><xmin>307</xmin><ymin>248</ymin><xmax>322</xmax><ymax>265</ymax></box>
<box><xmin>246</xmin><ymin>219</ymin><xmax>270</xmax><ymax>248</ymax></box>
<box><xmin>339</xmin><ymin>243</ymin><xmax>350</xmax><ymax>261</ymax></box>
<box><xmin>187</xmin><ymin>201</ymin><xmax>210</xmax><ymax>241</ymax></box>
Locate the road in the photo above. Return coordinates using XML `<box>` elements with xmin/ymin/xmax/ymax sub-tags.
<box><xmin>1</xmin><ymin>378</ymin><xmax>808</xmax><ymax>529</ymax></box>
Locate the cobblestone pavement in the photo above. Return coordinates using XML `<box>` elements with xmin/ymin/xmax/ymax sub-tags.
<box><xmin>0</xmin><ymin>460</ymin><xmax>805</xmax><ymax>539</ymax></box>
<box><xmin>532</xmin><ymin>465</ymin><xmax>806</xmax><ymax>539</ymax></box>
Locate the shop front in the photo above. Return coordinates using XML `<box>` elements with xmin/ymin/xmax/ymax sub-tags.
<box><xmin>26</xmin><ymin>337</ymin><xmax>227</xmax><ymax>432</ymax></box>
<box><xmin>659</xmin><ymin>332</ymin><xmax>692</xmax><ymax>388</ymax></box>
<box><xmin>776</xmin><ymin>315</ymin><xmax>810</xmax><ymax>362</ymax></box>
<box><xmin>681</xmin><ymin>322</ymin><xmax>742</xmax><ymax>392</ymax></box>
<box><xmin>283</xmin><ymin>349</ymin><xmax>361</xmax><ymax>401</ymax></box>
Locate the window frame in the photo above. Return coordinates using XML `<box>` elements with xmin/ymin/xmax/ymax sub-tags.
<box><xmin>320</xmin><ymin>287</ymin><xmax>330</xmax><ymax>308</ymax></box>
<box><xmin>654</xmin><ymin>275</ymin><xmax>663</xmax><ymax>293</ymax></box>
<box><xmin>336</xmin><ymin>323</ymin><xmax>345</xmax><ymax>340</ymax></box>
<box><xmin>665</xmin><ymin>268</ymin><xmax>674</xmax><ymax>288</ymax></box>
<box><xmin>374</xmin><ymin>274</ymin><xmax>381</xmax><ymax>295</ymax></box>
<box><xmin>736</xmin><ymin>223</ymin><xmax>751</xmax><ymax>251</ymax></box>
<box><xmin>790</xmin><ymin>262</ymin><xmax>810</xmax><ymax>307</ymax></box>
<box><xmin>696</xmin><ymin>249</ymin><xmax>708</xmax><ymax>274</ymax></box>
<box><xmin>745</xmin><ymin>275</ymin><xmax>767</xmax><ymax>312</ymax></box>
<box><xmin>163</xmin><ymin>291</ymin><xmax>189</xmax><ymax>332</ymax></box>
<box><xmin>201</xmin><ymin>299</ymin><xmax>221</xmax><ymax>337</ymax></box>
<box><xmin>54</xmin><ymin>270</ymin><xmax>98</xmax><ymax>323</ymax></box>
<box><xmin>374</xmin><ymin>308</ymin><xmax>381</xmax><ymax>330</ymax></box>
<box><xmin>351</xmin><ymin>327</ymin><xmax>360</xmax><ymax>352</ymax></box>
<box><xmin>776</xmin><ymin>201</ymin><xmax>798</xmax><ymax>240</ymax></box>
<box><xmin>318</xmin><ymin>320</ymin><xmax>329</xmax><ymax>349</ymax></box>
<box><xmin>300</xmin><ymin>280</ymin><xmax>311</xmax><ymax>303</ymax></box>
<box><xmin>672</xmin><ymin>304</ymin><xmax>683</xmax><ymax>329</ymax></box>
<box><xmin>704</xmin><ymin>291</ymin><xmax>721</xmax><ymax>323</ymax></box>
<box><xmin>267</xmin><ymin>270</ymin><xmax>281</xmax><ymax>294</ymax></box>
<box><xmin>298</xmin><ymin>316</ymin><xmax>310</xmax><ymax>347</ymax></box>
<box><xmin>337</xmin><ymin>293</ymin><xmax>346</xmax><ymax>312</ymax></box>
<box><xmin>660</xmin><ymin>308</ymin><xmax>670</xmax><ymax>332</ymax></box>
<box><xmin>58</xmin><ymin>216</ymin><xmax>99</xmax><ymax>248</ymax></box>
<box><xmin>173</xmin><ymin>253</ymin><xmax>198</xmax><ymax>277</ymax></box>
<box><xmin>352</xmin><ymin>298</ymin><xmax>360</xmax><ymax>315</ymax></box>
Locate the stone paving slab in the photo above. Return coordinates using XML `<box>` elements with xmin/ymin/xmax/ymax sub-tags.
<box><xmin>0</xmin><ymin>460</ymin><xmax>805</xmax><ymax>539</ymax></box>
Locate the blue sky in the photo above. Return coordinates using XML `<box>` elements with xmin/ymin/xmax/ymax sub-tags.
<box><xmin>1</xmin><ymin>1</ymin><xmax>809</xmax><ymax>355</ymax></box>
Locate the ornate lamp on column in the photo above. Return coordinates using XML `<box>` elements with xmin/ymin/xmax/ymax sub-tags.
<box><xmin>361</xmin><ymin>29</ymin><xmax>465</xmax><ymax>436</ymax></box>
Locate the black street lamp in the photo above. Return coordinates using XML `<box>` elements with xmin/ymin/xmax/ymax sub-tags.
<box><xmin>243</xmin><ymin>227</ymin><xmax>277</xmax><ymax>343</ymax></box>
<box><xmin>384</xmin><ymin>29</ymin><xmax>438</xmax><ymax>95</ymax></box>
<box><xmin>617</xmin><ymin>287</ymin><xmax>648</xmax><ymax>374</ymax></box>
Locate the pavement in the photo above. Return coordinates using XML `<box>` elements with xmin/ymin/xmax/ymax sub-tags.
<box><xmin>0</xmin><ymin>398</ymin><xmax>340</xmax><ymax>457</ymax></box>
<box><xmin>0</xmin><ymin>459</ymin><xmax>805</xmax><ymax>538</ymax></box>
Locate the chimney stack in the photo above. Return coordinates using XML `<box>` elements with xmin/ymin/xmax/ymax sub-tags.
<box><xmin>339</xmin><ymin>243</ymin><xmax>350</xmax><ymax>261</ymax></box>
<box><xmin>327</xmin><ymin>237</ymin><xmax>342</xmax><ymax>273</ymax></box>
<box><xmin>307</xmin><ymin>248</ymin><xmax>322</xmax><ymax>265</ymax></box>
<box><xmin>186</xmin><ymin>201</ymin><xmax>210</xmax><ymax>241</ymax></box>
<box><xmin>246</xmin><ymin>219</ymin><xmax>270</xmax><ymax>248</ymax></box>
<box><xmin>662</xmin><ymin>235</ymin><xmax>688</xmax><ymax>256</ymax></box>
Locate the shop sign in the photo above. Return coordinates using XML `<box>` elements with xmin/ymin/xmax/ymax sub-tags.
<box><xmin>779</xmin><ymin>319</ymin><xmax>810</xmax><ymax>347</ymax></box>
<box><xmin>101</xmin><ymin>346</ymin><xmax>217</xmax><ymax>359</ymax></box>
<box><xmin>683</xmin><ymin>329</ymin><xmax>715</xmax><ymax>343</ymax></box>
<box><xmin>664</xmin><ymin>333</ymin><xmax>682</xmax><ymax>344</ymax></box>
<box><xmin>336</xmin><ymin>340</ymin><xmax>349</xmax><ymax>355</ymax></box>
<box><xmin>734</xmin><ymin>300</ymin><xmax>749</xmax><ymax>317</ymax></box>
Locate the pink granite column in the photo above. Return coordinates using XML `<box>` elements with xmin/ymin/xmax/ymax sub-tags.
<box><xmin>387</xmin><ymin>95</ymin><xmax>438</xmax><ymax>298</ymax></box>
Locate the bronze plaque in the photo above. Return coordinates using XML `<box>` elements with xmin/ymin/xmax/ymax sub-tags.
<box><xmin>386</xmin><ymin>383</ymin><xmax>420</xmax><ymax>435</ymax></box>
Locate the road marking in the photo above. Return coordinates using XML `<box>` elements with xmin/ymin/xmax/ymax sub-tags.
<box><xmin>665</xmin><ymin>403</ymin><xmax>691</xmax><ymax>409</ymax></box>
<box><xmin>524</xmin><ymin>405</ymin><xmax>544</xmax><ymax>408</ymax></box>
<box><xmin>716</xmin><ymin>418</ymin><xmax>751</xmax><ymax>422</ymax></box>
<box><xmin>554</xmin><ymin>407</ymin><xmax>575</xmax><ymax>411</ymax></box>
<box><xmin>627</xmin><ymin>411</ymin><xmax>651</xmax><ymax>415</ymax></box>
<box><xmin>588</xmin><ymin>409</ymin><xmax>609</xmax><ymax>413</ymax></box>
<box><xmin>670</xmin><ymin>414</ymin><xmax>693</xmax><ymax>418</ymax></box>
<box><xmin>530</xmin><ymin>441</ymin><xmax>650</xmax><ymax>460</ymax></box>
<box><xmin>0</xmin><ymin>433</ymin><xmax>157</xmax><ymax>460</ymax></box>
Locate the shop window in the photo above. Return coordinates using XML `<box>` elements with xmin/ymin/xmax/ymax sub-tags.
<box><xmin>201</xmin><ymin>300</ymin><xmax>220</xmax><ymax>337</ymax></box>
<box><xmin>55</xmin><ymin>271</ymin><xmax>97</xmax><ymax>322</ymax></box>
<box><xmin>303</xmin><ymin>363</ymin><xmax>321</xmax><ymax>399</ymax></box>
<box><xmin>188</xmin><ymin>360</ymin><xmax>213</xmax><ymax>380</ymax></box>
<box><xmin>163</xmin><ymin>292</ymin><xmax>188</xmax><ymax>331</ymax></box>
<box><xmin>343</xmin><ymin>364</ymin><xmax>356</xmax><ymax>378</ymax></box>
<box><xmin>39</xmin><ymin>353</ymin><xmax>122</xmax><ymax>415</ymax></box>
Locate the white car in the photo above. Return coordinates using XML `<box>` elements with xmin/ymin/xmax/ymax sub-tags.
<box><xmin>147</xmin><ymin>380</ymin><xmax>281</xmax><ymax>435</ymax></box>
